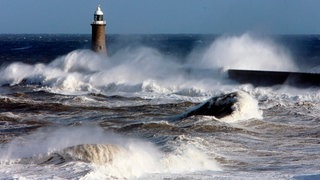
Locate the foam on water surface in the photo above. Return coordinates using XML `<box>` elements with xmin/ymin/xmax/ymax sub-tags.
<box><xmin>0</xmin><ymin>126</ymin><xmax>222</xmax><ymax>179</ymax></box>
<box><xmin>1</xmin><ymin>33</ymin><xmax>320</xmax><ymax>179</ymax></box>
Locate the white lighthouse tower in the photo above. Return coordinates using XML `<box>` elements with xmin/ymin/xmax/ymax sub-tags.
<box><xmin>91</xmin><ymin>5</ymin><xmax>107</xmax><ymax>54</ymax></box>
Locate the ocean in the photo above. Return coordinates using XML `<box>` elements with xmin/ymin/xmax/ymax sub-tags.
<box><xmin>0</xmin><ymin>33</ymin><xmax>319</xmax><ymax>179</ymax></box>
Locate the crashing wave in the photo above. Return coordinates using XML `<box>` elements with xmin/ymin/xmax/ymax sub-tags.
<box><xmin>40</xmin><ymin>144</ymin><xmax>126</xmax><ymax>165</ymax></box>
<box><xmin>181</xmin><ymin>91</ymin><xmax>262</xmax><ymax>122</ymax></box>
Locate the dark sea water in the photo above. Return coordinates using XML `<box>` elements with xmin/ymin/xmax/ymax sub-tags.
<box><xmin>0</xmin><ymin>33</ymin><xmax>320</xmax><ymax>179</ymax></box>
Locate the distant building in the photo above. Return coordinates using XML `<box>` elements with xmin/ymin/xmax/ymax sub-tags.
<box><xmin>91</xmin><ymin>5</ymin><xmax>107</xmax><ymax>54</ymax></box>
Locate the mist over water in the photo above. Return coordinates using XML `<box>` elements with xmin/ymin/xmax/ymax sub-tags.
<box><xmin>192</xmin><ymin>33</ymin><xmax>297</xmax><ymax>71</ymax></box>
<box><xmin>0</xmin><ymin>33</ymin><xmax>300</xmax><ymax>97</ymax></box>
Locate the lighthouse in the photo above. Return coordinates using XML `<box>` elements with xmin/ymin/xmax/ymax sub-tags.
<box><xmin>91</xmin><ymin>5</ymin><xmax>107</xmax><ymax>54</ymax></box>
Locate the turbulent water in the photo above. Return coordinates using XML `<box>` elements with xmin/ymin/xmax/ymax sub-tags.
<box><xmin>0</xmin><ymin>33</ymin><xmax>320</xmax><ymax>179</ymax></box>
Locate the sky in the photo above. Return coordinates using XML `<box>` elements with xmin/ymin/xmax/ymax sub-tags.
<box><xmin>0</xmin><ymin>0</ymin><xmax>320</xmax><ymax>34</ymax></box>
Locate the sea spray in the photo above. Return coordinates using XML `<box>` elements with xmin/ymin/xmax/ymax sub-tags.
<box><xmin>0</xmin><ymin>126</ymin><xmax>107</xmax><ymax>160</ymax></box>
<box><xmin>181</xmin><ymin>91</ymin><xmax>262</xmax><ymax>122</ymax></box>
<box><xmin>220</xmin><ymin>91</ymin><xmax>263</xmax><ymax>122</ymax></box>
<box><xmin>84</xmin><ymin>143</ymin><xmax>222</xmax><ymax>179</ymax></box>
<box><xmin>192</xmin><ymin>33</ymin><xmax>297</xmax><ymax>71</ymax></box>
<box><xmin>49</xmin><ymin>50</ymin><xmax>108</xmax><ymax>73</ymax></box>
<box><xmin>0</xmin><ymin>125</ymin><xmax>222</xmax><ymax>178</ymax></box>
<box><xmin>0</xmin><ymin>33</ymin><xmax>303</xmax><ymax>99</ymax></box>
<box><xmin>161</xmin><ymin>145</ymin><xmax>222</xmax><ymax>173</ymax></box>
<box><xmin>1</xmin><ymin>34</ymin><xmax>320</xmax><ymax>179</ymax></box>
<box><xmin>0</xmin><ymin>62</ymin><xmax>37</xmax><ymax>85</ymax></box>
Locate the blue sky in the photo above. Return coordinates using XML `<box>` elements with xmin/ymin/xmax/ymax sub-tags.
<box><xmin>0</xmin><ymin>0</ymin><xmax>320</xmax><ymax>34</ymax></box>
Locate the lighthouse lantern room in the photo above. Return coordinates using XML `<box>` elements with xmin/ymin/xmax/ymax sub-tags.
<box><xmin>94</xmin><ymin>5</ymin><xmax>104</xmax><ymax>22</ymax></box>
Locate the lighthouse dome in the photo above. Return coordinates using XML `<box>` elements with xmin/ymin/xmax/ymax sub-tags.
<box><xmin>92</xmin><ymin>4</ymin><xmax>106</xmax><ymax>24</ymax></box>
<box><xmin>95</xmin><ymin>5</ymin><xmax>104</xmax><ymax>15</ymax></box>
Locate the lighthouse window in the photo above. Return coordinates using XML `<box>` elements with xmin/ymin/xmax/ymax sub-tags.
<box><xmin>97</xmin><ymin>15</ymin><xmax>103</xmax><ymax>21</ymax></box>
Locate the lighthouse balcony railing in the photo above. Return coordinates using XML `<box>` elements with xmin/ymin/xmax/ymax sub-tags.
<box><xmin>92</xmin><ymin>21</ymin><xmax>106</xmax><ymax>25</ymax></box>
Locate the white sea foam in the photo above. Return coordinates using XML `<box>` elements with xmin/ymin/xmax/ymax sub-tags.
<box><xmin>0</xmin><ymin>33</ymin><xmax>318</xmax><ymax>108</ymax></box>
<box><xmin>220</xmin><ymin>91</ymin><xmax>263</xmax><ymax>122</ymax></box>
<box><xmin>1</xmin><ymin>34</ymin><xmax>319</xmax><ymax>179</ymax></box>
<box><xmin>83</xmin><ymin>144</ymin><xmax>221</xmax><ymax>179</ymax></box>
<box><xmin>0</xmin><ymin>126</ymin><xmax>221</xmax><ymax>179</ymax></box>
<box><xmin>192</xmin><ymin>33</ymin><xmax>297</xmax><ymax>71</ymax></box>
<box><xmin>0</xmin><ymin>33</ymin><xmax>306</xmax><ymax>104</ymax></box>
<box><xmin>161</xmin><ymin>145</ymin><xmax>221</xmax><ymax>173</ymax></box>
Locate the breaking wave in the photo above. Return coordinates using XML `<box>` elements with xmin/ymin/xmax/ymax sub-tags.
<box><xmin>220</xmin><ymin>91</ymin><xmax>263</xmax><ymax>122</ymax></box>
<box><xmin>0</xmin><ymin>126</ymin><xmax>221</xmax><ymax>179</ymax></box>
<box><xmin>194</xmin><ymin>33</ymin><xmax>297</xmax><ymax>71</ymax></box>
<box><xmin>0</xmin><ymin>33</ymin><xmax>300</xmax><ymax>100</ymax></box>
